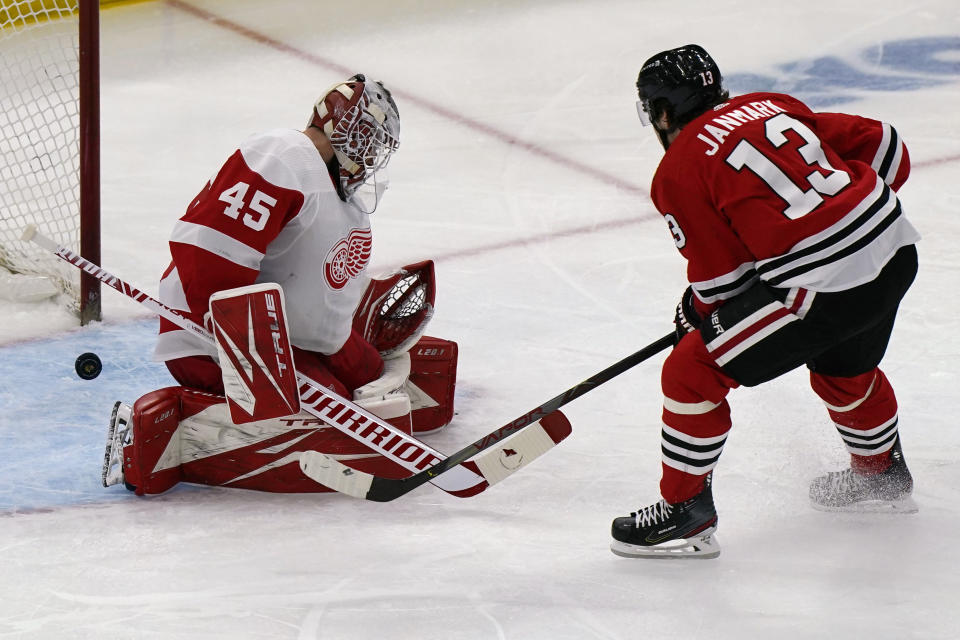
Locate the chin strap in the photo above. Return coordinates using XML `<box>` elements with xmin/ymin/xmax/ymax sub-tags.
<box><xmin>655</xmin><ymin>124</ymin><xmax>678</xmax><ymax>151</ymax></box>
<box><xmin>324</xmin><ymin>153</ymin><xmax>348</xmax><ymax>202</ymax></box>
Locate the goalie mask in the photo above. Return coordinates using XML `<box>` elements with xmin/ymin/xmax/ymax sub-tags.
<box><xmin>308</xmin><ymin>74</ymin><xmax>400</xmax><ymax>214</ymax></box>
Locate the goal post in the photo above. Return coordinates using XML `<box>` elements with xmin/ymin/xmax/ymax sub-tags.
<box><xmin>0</xmin><ymin>0</ymin><xmax>101</xmax><ymax>323</ymax></box>
<box><xmin>78</xmin><ymin>0</ymin><xmax>100</xmax><ymax>324</ymax></box>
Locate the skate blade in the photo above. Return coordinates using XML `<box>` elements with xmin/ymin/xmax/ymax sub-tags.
<box><xmin>610</xmin><ymin>527</ymin><xmax>720</xmax><ymax>559</ymax></box>
<box><xmin>810</xmin><ymin>495</ymin><xmax>918</xmax><ymax>514</ymax></box>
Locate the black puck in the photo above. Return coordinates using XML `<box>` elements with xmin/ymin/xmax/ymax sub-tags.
<box><xmin>75</xmin><ymin>352</ymin><xmax>102</xmax><ymax>380</ymax></box>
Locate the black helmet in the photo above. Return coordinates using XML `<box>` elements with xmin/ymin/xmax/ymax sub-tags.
<box><xmin>636</xmin><ymin>44</ymin><xmax>726</xmax><ymax>131</ymax></box>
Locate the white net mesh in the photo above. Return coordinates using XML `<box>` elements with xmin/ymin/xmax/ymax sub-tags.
<box><xmin>0</xmin><ymin>0</ymin><xmax>81</xmax><ymax>305</ymax></box>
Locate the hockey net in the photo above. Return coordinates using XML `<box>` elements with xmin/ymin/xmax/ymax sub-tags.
<box><xmin>0</xmin><ymin>0</ymin><xmax>98</xmax><ymax>319</ymax></box>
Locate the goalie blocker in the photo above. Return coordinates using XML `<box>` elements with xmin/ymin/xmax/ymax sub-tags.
<box><xmin>209</xmin><ymin>283</ymin><xmax>300</xmax><ymax>425</ymax></box>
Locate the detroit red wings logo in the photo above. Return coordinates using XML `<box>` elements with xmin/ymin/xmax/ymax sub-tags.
<box><xmin>324</xmin><ymin>228</ymin><xmax>372</xmax><ymax>290</ymax></box>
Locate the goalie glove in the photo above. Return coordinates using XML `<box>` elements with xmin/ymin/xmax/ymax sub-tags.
<box><xmin>674</xmin><ymin>286</ymin><xmax>702</xmax><ymax>345</ymax></box>
<box><xmin>353</xmin><ymin>260</ymin><xmax>436</xmax><ymax>358</ymax></box>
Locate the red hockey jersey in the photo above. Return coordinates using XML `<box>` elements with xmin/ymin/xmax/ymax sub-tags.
<box><xmin>650</xmin><ymin>92</ymin><xmax>920</xmax><ymax>313</ymax></box>
<box><xmin>155</xmin><ymin>129</ymin><xmax>373</xmax><ymax>362</ymax></box>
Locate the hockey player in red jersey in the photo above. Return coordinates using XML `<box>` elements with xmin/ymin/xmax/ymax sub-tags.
<box><xmin>101</xmin><ymin>74</ymin><xmax>460</xmax><ymax>496</ymax></box>
<box><xmin>610</xmin><ymin>45</ymin><xmax>920</xmax><ymax>559</ymax></box>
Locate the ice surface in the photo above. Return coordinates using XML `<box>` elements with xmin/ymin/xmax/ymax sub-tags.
<box><xmin>1</xmin><ymin>0</ymin><xmax>959</xmax><ymax>638</ymax></box>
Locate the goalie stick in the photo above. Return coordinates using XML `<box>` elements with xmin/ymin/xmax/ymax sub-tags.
<box><xmin>301</xmin><ymin>332</ymin><xmax>675</xmax><ymax>501</ymax></box>
<box><xmin>21</xmin><ymin>224</ymin><xmax>491</xmax><ymax>497</ymax></box>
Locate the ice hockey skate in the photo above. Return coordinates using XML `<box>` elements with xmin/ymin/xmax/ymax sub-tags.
<box><xmin>101</xmin><ymin>401</ymin><xmax>133</xmax><ymax>489</ymax></box>
<box><xmin>610</xmin><ymin>474</ymin><xmax>720</xmax><ymax>559</ymax></box>
<box><xmin>809</xmin><ymin>438</ymin><xmax>917</xmax><ymax>513</ymax></box>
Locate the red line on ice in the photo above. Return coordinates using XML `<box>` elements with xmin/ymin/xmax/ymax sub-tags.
<box><xmin>164</xmin><ymin>0</ymin><xmax>648</xmax><ymax>199</ymax></box>
<box><xmin>164</xmin><ymin>0</ymin><xmax>960</xmax><ymax>261</ymax></box>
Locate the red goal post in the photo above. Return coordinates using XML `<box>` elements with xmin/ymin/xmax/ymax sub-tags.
<box><xmin>0</xmin><ymin>0</ymin><xmax>100</xmax><ymax>323</ymax></box>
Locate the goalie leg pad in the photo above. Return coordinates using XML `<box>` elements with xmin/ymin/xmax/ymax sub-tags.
<box><xmin>176</xmin><ymin>391</ymin><xmax>419</xmax><ymax>491</ymax></box>
<box><xmin>408</xmin><ymin>336</ymin><xmax>458</xmax><ymax>435</ymax></box>
<box><xmin>120</xmin><ymin>386</ymin><xmax>421</xmax><ymax>495</ymax></box>
<box><xmin>123</xmin><ymin>387</ymin><xmax>186</xmax><ymax>496</ymax></box>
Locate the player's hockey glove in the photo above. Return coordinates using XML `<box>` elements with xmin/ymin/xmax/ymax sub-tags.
<box><xmin>674</xmin><ymin>286</ymin><xmax>702</xmax><ymax>345</ymax></box>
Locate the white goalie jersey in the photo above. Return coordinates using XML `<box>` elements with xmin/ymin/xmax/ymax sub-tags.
<box><xmin>154</xmin><ymin>128</ymin><xmax>373</xmax><ymax>362</ymax></box>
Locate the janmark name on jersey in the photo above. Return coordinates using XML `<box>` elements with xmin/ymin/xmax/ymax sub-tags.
<box><xmin>697</xmin><ymin>99</ymin><xmax>788</xmax><ymax>156</ymax></box>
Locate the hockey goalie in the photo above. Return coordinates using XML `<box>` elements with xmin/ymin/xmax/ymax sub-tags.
<box><xmin>101</xmin><ymin>74</ymin><xmax>459</xmax><ymax>496</ymax></box>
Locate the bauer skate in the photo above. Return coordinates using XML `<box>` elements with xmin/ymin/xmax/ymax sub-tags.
<box><xmin>101</xmin><ymin>401</ymin><xmax>133</xmax><ymax>489</ymax></box>
<box><xmin>809</xmin><ymin>437</ymin><xmax>917</xmax><ymax>513</ymax></box>
<box><xmin>610</xmin><ymin>474</ymin><xmax>720</xmax><ymax>559</ymax></box>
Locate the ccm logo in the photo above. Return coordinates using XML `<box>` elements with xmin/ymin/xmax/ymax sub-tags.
<box><xmin>154</xmin><ymin>408</ymin><xmax>176</xmax><ymax>424</ymax></box>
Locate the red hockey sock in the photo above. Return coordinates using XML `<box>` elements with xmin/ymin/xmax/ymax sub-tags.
<box><xmin>659</xmin><ymin>334</ymin><xmax>736</xmax><ymax>504</ymax></box>
<box><xmin>851</xmin><ymin>451</ymin><xmax>892</xmax><ymax>475</ymax></box>
<box><xmin>811</xmin><ymin>368</ymin><xmax>900</xmax><ymax>475</ymax></box>
<box><xmin>661</xmin><ymin>466</ymin><xmax>709</xmax><ymax>504</ymax></box>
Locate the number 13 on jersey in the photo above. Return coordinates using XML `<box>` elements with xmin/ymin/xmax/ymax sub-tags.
<box><xmin>725</xmin><ymin>113</ymin><xmax>850</xmax><ymax>220</ymax></box>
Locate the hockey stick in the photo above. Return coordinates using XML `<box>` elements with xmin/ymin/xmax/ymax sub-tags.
<box><xmin>21</xmin><ymin>224</ymin><xmax>490</xmax><ymax>497</ymax></box>
<box><xmin>301</xmin><ymin>332</ymin><xmax>675</xmax><ymax>501</ymax></box>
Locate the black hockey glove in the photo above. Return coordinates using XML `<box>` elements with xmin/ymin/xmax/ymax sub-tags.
<box><xmin>673</xmin><ymin>286</ymin><xmax>702</xmax><ymax>345</ymax></box>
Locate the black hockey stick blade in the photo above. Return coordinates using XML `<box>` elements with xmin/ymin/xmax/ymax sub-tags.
<box><xmin>301</xmin><ymin>332</ymin><xmax>674</xmax><ymax>501</ymax></box>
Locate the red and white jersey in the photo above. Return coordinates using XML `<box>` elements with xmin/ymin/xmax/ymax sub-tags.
<box><xmin>154</xmin><ymin>129</ymin><xmax>373</xmax><ymax>362</ymax></box>
<box><xmin>651</xmin><ymin>92</ymin><xmax>920</xmax><ymax>313</ymax></box>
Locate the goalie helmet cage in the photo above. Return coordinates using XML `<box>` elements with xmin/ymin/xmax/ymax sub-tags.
<box><xmin>0</xmin><ymin>0</ymin><xmax>100</xmax><ymax>323</ymax></box>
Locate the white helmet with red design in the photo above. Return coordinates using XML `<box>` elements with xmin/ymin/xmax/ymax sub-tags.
<box><xmin>308</xmin><ymin>74</ymin><xmax>400</xmax><ymax>213</ymax></box>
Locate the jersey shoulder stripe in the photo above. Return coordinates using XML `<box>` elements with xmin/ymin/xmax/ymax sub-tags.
<box><xmin>169</xmin><ymin>220</ymin><xmax>266</xmax><ymax>270</ymax></box>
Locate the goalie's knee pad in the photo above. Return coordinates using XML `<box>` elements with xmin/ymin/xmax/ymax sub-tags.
<box><xmin>116</xmin><ymin>387</ymin><xmax>243</xmax><ymax>496</ymax></box>
<box><xmin>408</xmin><ymin>337</ymin><xmax>458</xmax><ymax>435</ymax></box>
<box><xmin>352</xmin><ymin>338</ymin><xmax>460</xmax><ymax>435</ymax></box>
